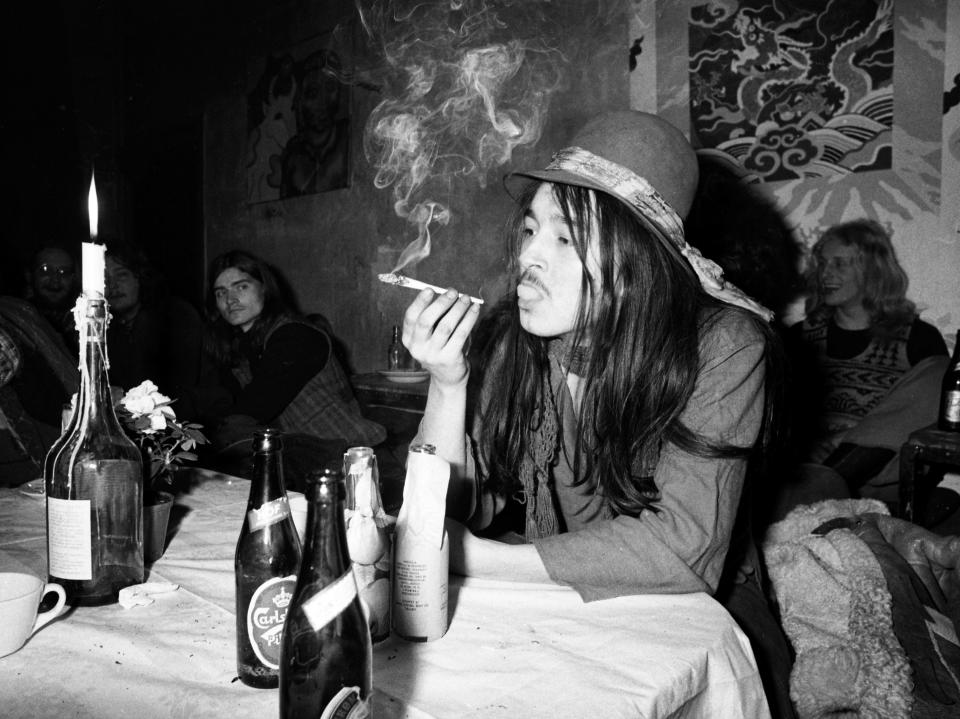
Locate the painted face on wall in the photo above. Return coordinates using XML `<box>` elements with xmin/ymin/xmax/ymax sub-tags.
<box><xmin>298</xmin><ymin>52</ymin><xmax>342</xmax><ymax>133</ymax></box>
<box><xmin>213</xmin><ymin>267</ymin><xmax>266</xmax><ymax>332</ymax></box>
<box><xmin>516</xmin><ymin>183</ymin><xmax>602</xmax><ymax>338</ymax></box>
<box><xmin>105</xmin><ymin>256</ymin><xmax>141</xmax><ymax>319</ymax></box>
<box><xmin>817</xmin><ymin>238</ymin><xmax>865</xmax><ymax>312</ymax></box>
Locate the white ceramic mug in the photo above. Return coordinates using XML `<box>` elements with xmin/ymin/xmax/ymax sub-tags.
<box><xmin>0</xmin><ymin>573</ymin><xmax>68</xmax><ymax>658</ymax></box>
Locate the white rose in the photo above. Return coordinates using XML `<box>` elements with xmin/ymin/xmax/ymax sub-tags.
<box><xmin>125</xmin><ymin>380</ymin><xmax>159</xmax><ymax>401</ymax></box>
<box><xmin>123</xmin><ymin>395</ymin><xmax>156</xmax><ymax>417</ymax></box>
<box><xmin>150</xmin><ymin>411</ymin><xmax>169</xmax><ymax>431</ymax></box>
<box><xmin>121</xmin><ymin>380</ymin><xmax>175</xmax><ymax>420</ymax></box>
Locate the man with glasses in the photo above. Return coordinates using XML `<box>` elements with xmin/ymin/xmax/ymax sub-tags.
<box><xmin>25</xmin><ymin>245</ymin><xmax>79</xmax><ymax>350</ymax></box>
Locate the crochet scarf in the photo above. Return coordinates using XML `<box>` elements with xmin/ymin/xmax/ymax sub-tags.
<box><xmin>518</xmin><ymin>337</ymin><xmax>589</xmax><ymax>540</ymax></box>
<box><xmin>515</xmin><ymin>335</ymin><xmax>662</xmax><ymax>539</ymax></box>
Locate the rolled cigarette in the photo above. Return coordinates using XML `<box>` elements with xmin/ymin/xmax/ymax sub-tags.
<box><xmin>378</xmin><ymin>273</ymin><xmax>484</xmax><ymax>305</ymax></box>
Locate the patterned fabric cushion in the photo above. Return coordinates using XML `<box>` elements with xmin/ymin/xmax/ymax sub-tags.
<box><xmin>0</xmin><ymin>327</ymin><xmax>21</xmax><ymax>388</ymax></box>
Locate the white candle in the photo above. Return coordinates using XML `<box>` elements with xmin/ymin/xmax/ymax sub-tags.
<box><xmin>82</xmin><ymin>174</ymin><xmax>104</xmax><ymax>296</ymax></box>
<box><xmin>82</xmin><ymin>242</ymin><xmax>105</xmax><ymax>297</ymax></box>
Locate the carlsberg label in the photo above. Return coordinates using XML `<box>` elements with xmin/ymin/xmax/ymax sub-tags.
<box><xmin>247</xmin><ymin>574</ymin><xmax>297</xmax><ymax>669</ymax></box>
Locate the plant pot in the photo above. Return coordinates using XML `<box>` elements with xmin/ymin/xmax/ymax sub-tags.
<box><xmin>144</xmin><ymin>491</ymin><xmax>174</xmax><ymax>563</ymax></box>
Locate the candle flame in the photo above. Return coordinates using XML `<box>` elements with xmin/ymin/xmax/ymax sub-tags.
<box><xmin>87</xmin><ymin>173</ymin><xmax>98</xmax><ymax>240</ymax></box>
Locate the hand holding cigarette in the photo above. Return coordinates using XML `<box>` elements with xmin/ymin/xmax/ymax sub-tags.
<box><xmin>378</xmin><ymin>273</ymin><xmax>484</xmax><ymax>305</ymax></box>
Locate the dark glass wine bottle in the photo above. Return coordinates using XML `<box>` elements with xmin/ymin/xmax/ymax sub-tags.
<box><xmin>235</xmin><ymin>428</ymin><xmax>302</xmax><ymax>689</ymax></box>
<box><xmin>45</xmin><ymin>296</ymin><xmax>144</xmax><ymax>606</ymax></box>
<box><xmin>280</xmin><ymin>469</ymin><xmax>373</xmax><ymax>718</ymax></box>
<box><xmin>939</xmin><ymin>330</ymin><xmax>960</xmax><ymax>432</ymax></box>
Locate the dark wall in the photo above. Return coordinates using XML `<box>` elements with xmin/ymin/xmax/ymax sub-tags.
<box><xmin>1</xmin><ymin>0</ymin><xmax>630</xmax><ymax>371</ymax></box>
<box><xmin>203</xmin><ymin>0</ymin><xmax>629</xmax><ymax>371</ymax></box>
<box><xmin>1</xmin><ymin>2</ymin><xmax>86</xmax><ymax>294</ymax></box>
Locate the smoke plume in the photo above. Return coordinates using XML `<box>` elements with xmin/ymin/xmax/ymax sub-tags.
<box><xmin>357</xmin><ymin>0</ymin><xmax>566</xmax><ymax>274</ymax></box>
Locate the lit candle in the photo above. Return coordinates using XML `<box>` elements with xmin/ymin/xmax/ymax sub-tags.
<box><xmin>88</xmin><ymin>173</ymin><xmax>98</xmax><ymax>241</ymax></box>
<box><xmin>82</xmin><ymin>173</ymin><xmax>105</xmax><ymax>297</ymax></box>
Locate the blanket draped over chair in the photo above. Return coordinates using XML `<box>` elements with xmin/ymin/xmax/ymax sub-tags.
<box><xmin>764</xmin><ymin>498</ymin><xmax>960</xmax><ymax>719</ymax></box>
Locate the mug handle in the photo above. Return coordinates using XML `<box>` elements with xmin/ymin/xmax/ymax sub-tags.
<box><xmin>32</xmin><ymin>583</ymin><xmax>67</xmax><ymax>634</ymax></box>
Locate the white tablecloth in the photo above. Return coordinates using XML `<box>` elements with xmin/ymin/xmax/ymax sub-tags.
<box><xmin>0</xmin><ymin>471</ymin><xmax>770</xmax><ymax>719</ymax></box>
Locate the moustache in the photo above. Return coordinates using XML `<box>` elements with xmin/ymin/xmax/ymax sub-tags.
<box><xmin>518</xmin><ymin>269</ymin><xmax>549</xmax><ymax>296</ymax></box>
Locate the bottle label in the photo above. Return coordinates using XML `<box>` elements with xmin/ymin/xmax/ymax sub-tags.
<box><xmin>392</xmin><ymin>531</ymin><xmax>449</xmax><ymax>641</ymax></box>
<box><xmin>392</xmin><ymin>448</ymin><xmax>449</xmax><ymax>641</ymax></box>
<box><xmin>320</xmin><ymin>687</ymin><xmax>369</xmax><ymax>719</ymax></box>
<box><xmin>47</xmin><ymin>497</ymin><xmax>93</xmax><ymax>580</ymax></box>
<box><xmin>246</xmin><ymin>574</ymin><xmax>297</xmax><ymax>669</ymax></box>
<box><xmin>247</xmin><ymin>496</ymin><xmax>292</xmax><ymax>532</ymax></box>
<box><xmin>945</xmin><ymin>391</ymin><xmax>960</xmax><ymax>423</ymax></box>
<box><xmin>302</xmin><ymin>570</ymin><xmax>358</xmax><ymax>632</ymax></box>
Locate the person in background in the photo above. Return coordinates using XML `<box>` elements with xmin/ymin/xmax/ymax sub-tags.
<box><xmin>786</xmin><ymin>219</ymin><xmax>949</xmax><ymax>512</ymax></box>
<box><xmin>193</xmin><ymin>250</ymin><xmax>385</xmax><ymax>485</ymax></box>
<box><xmin>24</xmin><ymin>244</ymin><xmax>80</xmax><ymax>351</ymax></box>
<box><xmin>401</xmin><ymin>111</ymin><xmax>795</xmax><ymax>718</ymax></box>
<box><xmin>104</xmin><ymin>240</ymin><xmax>205</xmax><ymax>398</ymax></box>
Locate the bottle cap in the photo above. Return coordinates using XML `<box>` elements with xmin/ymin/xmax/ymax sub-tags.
<box><xmin>307</xmin><ymin>468</ymin><xmax>344</xmax><ymax>502</ymax></box>
<box><xmin>252</xmin><ymin>428</ymin><xmax>284</xmax><ymax>453</ymax></box>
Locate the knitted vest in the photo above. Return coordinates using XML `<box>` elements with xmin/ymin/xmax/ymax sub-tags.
<box><xmin>235</xmin><ymin>317</ymin><xmax>386</xmax><ymax>446</ymax></box>
<box><xmin>802</xmin><ymin>316</ymin><xmax>912</xmax><ymax>436</ymax></box>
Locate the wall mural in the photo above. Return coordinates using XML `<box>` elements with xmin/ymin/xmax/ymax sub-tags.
<box><xmin>688</xmin><ymin>0</ymin><xmax>893</xmax><ymax>182</ymax></box>
<box><xmin>629</xmin><ymin>0</ymin><xmax>956</xmax><ymax>335</ymax></box>
<box><xmin>245</xmin><ymin>31</ymin><xmax>351</xmax><ymax>204</ymax></box>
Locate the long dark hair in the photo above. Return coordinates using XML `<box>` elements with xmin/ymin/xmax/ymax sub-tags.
<box><xmin>476</xmin><ymin>181</ymin><xmax>778</xmax><ymax>517</ymax></box>
<box><xmin>203</xmin><ymin>250</ymin><xmax>292</xmax><ymax>367</ymax></box>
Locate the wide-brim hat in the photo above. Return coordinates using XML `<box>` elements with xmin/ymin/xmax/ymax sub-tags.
<box><xmin>504</xmin><ymin>110</ymin><xmax>773</xmax><ymax>320</ymax></box>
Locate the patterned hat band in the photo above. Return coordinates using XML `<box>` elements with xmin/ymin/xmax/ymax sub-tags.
<box><xmin>545</xmin><ymin>147</ymin><xmax>774</xmax><ymax>321</ymax></box>
<box><xmin>546</xmin><ymin>147</ymin><xmax>686</xmax><ymax>250</ymax></box>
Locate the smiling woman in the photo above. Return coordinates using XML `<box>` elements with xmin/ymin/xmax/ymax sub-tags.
<box><xmin>188</xmin><ymin>250</ymin><xmax>385</xmax><ymax>488</ymax></box>
<box><xmin>785</xmin><ymin>219</ymin><xmax>949</xmax><ymax>503</ymax></box>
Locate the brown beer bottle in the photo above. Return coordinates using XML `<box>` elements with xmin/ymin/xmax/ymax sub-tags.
<box><xmin>234</xmin><ymin>429</ymin><xmax>302</xmax><ymax>688</ymax></box>
<box><xmin>280</xmin><ymin>469</ymin><xmax>373</xmax><ymax>718</ymax></box>
<box><xmin>939</xmin><ymin>330</ymin><xmax>960</xmax><ymax>432</ymax></box>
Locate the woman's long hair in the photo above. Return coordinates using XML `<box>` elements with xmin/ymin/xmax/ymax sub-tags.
<box><xmin>803</xmin><ymin>219</ymin><xmax>916</xmax><ymax>333</ymax></box>
<box><xmin>476</xmin><ymin>181</ymin><xmax>777</xmax><ymax>517</ymax></box>
<box><xmin>203</xmin><ymin>250</ymin><xmax>291</xmax><ymax>367</ymax></box>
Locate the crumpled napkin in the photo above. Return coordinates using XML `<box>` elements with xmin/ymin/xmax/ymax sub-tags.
<box><xmin>118</xmin><ymin>582</ymin><xmax>180</xmax><ymax>609</ymax></box>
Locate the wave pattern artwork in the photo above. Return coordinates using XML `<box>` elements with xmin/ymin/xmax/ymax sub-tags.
<box><xmin>688</xmin><ymin>0</ymin><xmax>894</xmax><ymax>182</ymax></box>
